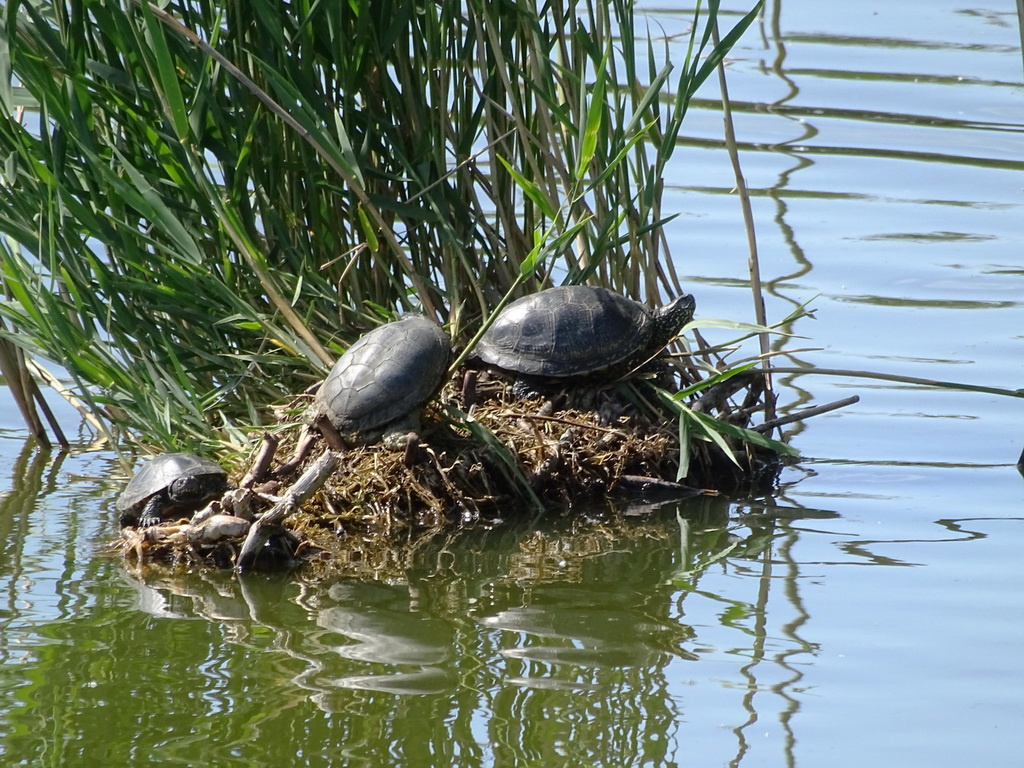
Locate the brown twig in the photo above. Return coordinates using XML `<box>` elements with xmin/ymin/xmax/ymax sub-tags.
<box><xmin>616</xmin><ymin>475</ymin><xmax>705</xmax><ymax>499</ymax></box>
<box><xmin>516</xmin><ymin>412</ymin><xmax>629</xmax><ymax>437</ymax></box>
<box><xmin>753</xmin><ymin>396</ymin><xmax>860</xmax><ymax>433</ymax></box>
<box><xmin>240</xmin><ymin>433</ymin><xmax>279</xmax><ymax>488</ymax></box>
<box><xmin>235</xmin><ymin>449</ymin><xmax>340</xmax><ymax>572</ymax></box>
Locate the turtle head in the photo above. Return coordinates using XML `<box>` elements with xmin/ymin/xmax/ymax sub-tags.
<box><xmin>652</xmin><ymin>293</ymin><xmax>696</xmax><ymax>348</ymax></box>
<box><xmin>167</xmin><ymin>473</ymin><xmax>229</xmax><ymax>506</ymax></box>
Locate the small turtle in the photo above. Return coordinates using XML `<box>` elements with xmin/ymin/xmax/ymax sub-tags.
<box><xmin>117</xmin><ymin>453</ymin><xmax>231</xmax><ymax>529</ymax></box>
<box><xmin>313</xmin><ymin>314</ymin><xmax>451</xmax><ymax>448</ymax></box>
<box><xmin>473</xmin><ymin>285</ymin><xmax>695</xmax><ymax>390</ymax></box>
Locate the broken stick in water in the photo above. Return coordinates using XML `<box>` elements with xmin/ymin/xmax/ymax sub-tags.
<box><xmin>753</xmin><ymin>396</ymin><xmax>860</xmax><ymax>433</ymax></box>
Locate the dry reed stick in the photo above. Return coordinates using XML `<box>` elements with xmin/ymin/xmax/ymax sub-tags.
<box><xmin>712</xmin><ymin>17</ymin><xmax>776</xmax><ymax>432</ymax></box>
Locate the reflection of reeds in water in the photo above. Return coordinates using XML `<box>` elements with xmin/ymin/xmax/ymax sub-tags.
<box><xmin>123</xmin><ymin>501</ymin><xmax>747</xmax><ymax>691</ymax></box>
<box><xmin>111</xmin><ymin>498</ymin><xmax>817</xmax><ymax>765</ymax></box>
<box><xmin>0</xmin><ymin>429</ymin><xmax>814</xmax><ymax>764</ymax></box>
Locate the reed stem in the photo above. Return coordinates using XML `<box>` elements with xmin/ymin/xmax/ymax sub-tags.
<box><xmin>712</xmin><ymin>16</ymin><xmax>776</xmax><ymax>430</ymax></box>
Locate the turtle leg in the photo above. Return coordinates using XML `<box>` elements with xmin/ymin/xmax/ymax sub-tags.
<box><xmin>511</xmin><ymin>374</ymin><xmax>559</xmax><ymax>400</ymax></box>
<box><xmin>382</xmin><ymin>412</ymin><xmax>421</xmax><ymax>451</ymax></box>
<box><xmin>136</xmin><ymin>495</ymin><xmax>166</xmax><ymax>528</ymax></box>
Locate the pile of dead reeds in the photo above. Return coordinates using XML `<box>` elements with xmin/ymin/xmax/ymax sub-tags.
<box><xmin>118</xmin><ymin>354</ymin><xmax>807</xmax><ymax>573</ymax></box>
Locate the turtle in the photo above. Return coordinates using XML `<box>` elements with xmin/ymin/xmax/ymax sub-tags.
<box><xmin>117</xmin><ymin>453</ymin><xmax>232</xmax><ymax>529</ymax></box>
<box><xmin>313</xmin><ymin>314</ymin><xmax>451</xmax><ymax>448</ymax></box>
<box><xmin>473</xmin><ymin>285</ymin><xmax>696</xmax><ymax>390</ymax></box>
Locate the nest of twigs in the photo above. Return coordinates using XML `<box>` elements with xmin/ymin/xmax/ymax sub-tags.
<box><xmin>118</xmin><ymin>365</ymin><xmax>784</xmax><ymax>575</ymax></box>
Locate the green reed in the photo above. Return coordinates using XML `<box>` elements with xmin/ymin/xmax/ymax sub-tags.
<box><xmin>0</xmin><ymin>0</ymin><xmax>764</xmax><ymax>451</ymax></box>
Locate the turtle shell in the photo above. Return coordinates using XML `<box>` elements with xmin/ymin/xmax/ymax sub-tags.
<box><xmin>315</xmin><ymin>315</ymin><xmax>451</xmax><ymax>434</ymax></box>
<box><xmin>475</xmin><ymin>286</ymin><xmax>658</xmax><ymax>377</ymax></box>
<box><xmin>116</xmin><ymin>452</ymin><xmax>228</xmax><ymax>515</ymax></box>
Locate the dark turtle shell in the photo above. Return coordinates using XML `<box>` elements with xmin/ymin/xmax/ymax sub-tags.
<box><xmin>116</xmin><ymin>453</ymin><xmax>228</xmax><ymax>516</ymax></box>
<box><xmin>314</xmin><ymin>315</ymin><xmax>451</xmax><ymax>434</ymax></box>
<box><xmin>475</xmin><ymin>285</ymin><xmax>694</xmax><ymax>377</ymax></box>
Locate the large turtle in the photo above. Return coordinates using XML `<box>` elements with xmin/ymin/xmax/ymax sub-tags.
<box><xmin>314</xmin><ymin>314</ymin><xmax>451</xmax><ymax>447</ymax></box>
<box><xmin>474</xmin><ymin>285</ymin><xmax>695</xmax><ymax>388</ymax></box>
<box><xmin>117</xmin><ymin>453</ymin><xmax>231</xmax><ymax>528</ymax></box>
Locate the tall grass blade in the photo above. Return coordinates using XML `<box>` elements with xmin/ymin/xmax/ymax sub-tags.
<box><xmin>0</xmin><ymin>0</ymin><xmax>766</xmax><ymax>452</ymax></box>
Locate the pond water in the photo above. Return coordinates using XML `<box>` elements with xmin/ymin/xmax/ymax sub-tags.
<box><xmin>1</xmin><ymin>0</ymin><xmax>1022</xmax><ymax>765</ymax></box>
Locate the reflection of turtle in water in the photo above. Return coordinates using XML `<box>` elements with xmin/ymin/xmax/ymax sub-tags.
<box><xmin>474</xmin><ymin>285</ymin><xmax>696</xmax><ymax>392</ymax></box>
<box><xmin>117</xmin><ymin>453</ymin><xmax>231</xmax><ymax>528</ymax></box>
<box><xmin>313</xmin><ymin>315</ymin><xmax>451</xmax><ymax>448</ymax></box>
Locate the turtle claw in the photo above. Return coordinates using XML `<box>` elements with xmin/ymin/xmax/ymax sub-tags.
<box><xmin>135</xmin><ymin>495</ymin><xmax>166</xmax><ymax>528</ymax></box>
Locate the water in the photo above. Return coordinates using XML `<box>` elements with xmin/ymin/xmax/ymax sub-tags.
<box><xmin>1</xmin><ymin>0</ymin><xmax>1023</xmax><ymax>765</ymax></box>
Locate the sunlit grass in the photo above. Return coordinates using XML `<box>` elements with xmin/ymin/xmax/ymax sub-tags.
<box><xmin>0</xmin><ymin>0</ymin><xmax>765</xmax><ymax>452</ymax></box>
